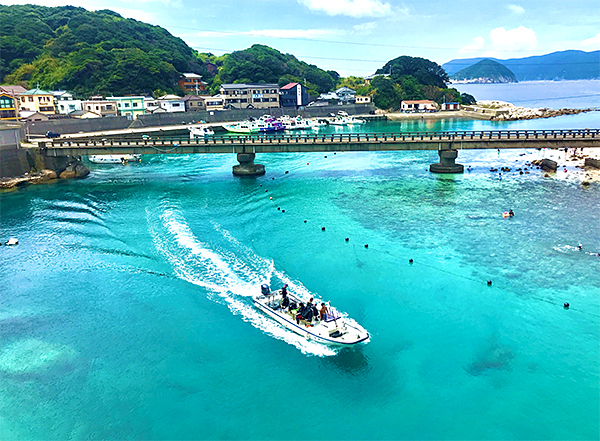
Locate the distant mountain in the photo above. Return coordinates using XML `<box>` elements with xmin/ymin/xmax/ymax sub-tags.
<box><xmin>443</xmin><ymin>50</ymin><xmax>600</xmax><ymax>81</ymax></box>
<box><xmin>451</xmin><ymin>59</ymin><xmax>517</xmax><ymax>83</ymax></box>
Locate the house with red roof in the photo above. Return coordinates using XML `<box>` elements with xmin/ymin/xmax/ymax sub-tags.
<box><xmin>280</xmin><ymin>82</ymin><xmax>309</xmax><ymax>108</ymax></box>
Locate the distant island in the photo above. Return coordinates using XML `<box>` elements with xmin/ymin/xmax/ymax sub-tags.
<box><xmin>450</xmin><ymin>59</ymin><xmax>518</xmax><ymax>84</ymax></box>
<box><xmin>443</xmin><ymin>50</ymin><xmax>600</xmax><ymax>81</ymax></box>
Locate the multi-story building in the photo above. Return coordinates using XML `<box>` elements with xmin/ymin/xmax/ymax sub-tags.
<box><xmin>106</xmin><ymin>96</ymin><xmax>145</xmax><ymax>118</ymax></box>
<box><xmin>18</xmin><ymin>88</ymin><xmax>56</xmax><ymax>115</ymax></box>
<box><xmin>82</xmin><ymin>96</ymin><xmax>118</xmax><ymax>117</ymax></box>
<box><xmin>280</xmin><ymin>82</ymin><xmax>309</xmax><ymax>108</ymax></box>
<box><xmin>157</xmin><ymin>94</ymin><xmax>186</xmax><ymax>113</ymax></box>
<box><xmin>178</xmin><ymin>73</ymin><xmax>207</xmax><ymax>94</ymax></box>
<box><xmin>0</xmin><ymin>93</ymin><xmax>18</xmax><ymax>120</ymax></box>
<box><xmin>182</xmin><ymin>95</ymin><xmax>206</xmax><ymax>112</ymax></box>
<box><xmin>52</xmin><ymin>91</ymin><xmax>83</xmax><ymax>115</ymax></box>
<box><xmin>201</xmin><ymin>95</ymin><xmax>225</xmax><ymax>112</ymax></box>
<box><xmin>220</xmin><ymin>84</ymin><xmax>279</xmax><ymax>109</ymax></box>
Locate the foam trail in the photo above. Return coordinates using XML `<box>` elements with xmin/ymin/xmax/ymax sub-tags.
<box><xmin>148</xmin><ymin>207</ymin><xmax>336</xmax><ymax>356</ymax></box>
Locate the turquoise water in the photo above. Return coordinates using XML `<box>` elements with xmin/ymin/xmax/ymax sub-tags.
<box><xmin>1</xmin><ymin>113</ymin><xmax>599</xmax><ymax>440</ymax></box>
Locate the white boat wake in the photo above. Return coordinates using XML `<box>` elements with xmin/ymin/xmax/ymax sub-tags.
<box><xmin>147</xmin><ymin>205</ymin><xmax>336</xmax><ymax>356</ymax></box>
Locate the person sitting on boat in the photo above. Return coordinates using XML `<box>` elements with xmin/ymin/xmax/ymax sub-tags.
<box><xmin>281</xmin><ymin>291</ymin><xmax>290</xmax><ymax>310</ymax></box>
<box><xmin>296</xmin><ymin>302</ymin><xmax>305</xmax><ymax>324</ymax></box>
<box><xmin>319</xmin><ymin>303</ymin><xmax>328</xmax><ymax>321</ymax></box>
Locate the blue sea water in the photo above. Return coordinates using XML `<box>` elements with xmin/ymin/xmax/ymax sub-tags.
<box><xmin>453</xmin><ymin>79</ymin><xmax>600</xmax><ymax>109</ymax></box>
<box><xmin>1</xmin><ymin>91</ymin><xmax>599</xmax><ymax>439</ymax></box>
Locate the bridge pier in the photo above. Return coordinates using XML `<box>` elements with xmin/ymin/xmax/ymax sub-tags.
<box><xmin>430</xmin><ymin>149</ymin><xmax>464</xmax><ymax>174</ymax></box>
<box><xmin>232</xmin><ymin>152</ymin><xmax>265</xmax><ymax>176</ymax></box>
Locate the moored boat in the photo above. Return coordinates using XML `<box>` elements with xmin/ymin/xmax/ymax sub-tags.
<box><xmin>253</xmin><ymin>284</ymin><xmax>369</xmax><ymax>346</ymax></box>
<box><xmin>189</xmin><ymin>125</ymin><xmax>215</xmax><ymax>139</ymax></box>
<box><xmin>89</xmin><ymin>154</ymin><xmax>142</xmax><ymax>164</ymax></box>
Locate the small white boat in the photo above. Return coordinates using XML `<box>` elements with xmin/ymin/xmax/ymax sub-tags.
<box><xmin>189</xmin><ymin>125</ymin><xmax>215</xmax><ymax>139</ymax></box>
<box><xmin>253</xmin><ymin>284</ymin><xmax>369</xmax><ymax>346</ymax></box>
<box><xmin>329</xmin><ymin>116</ymin><xmax>366</xmax><ymax>125</ymax></box>
<box><xmin>5</xmin><ymin>238</ymin><xmax>18</xmax><ymax>246</ymax></box>
<box><xmin>89</xmin><ymin>154</ymin><xmax>142</xmax><ymax>164</ymax></box>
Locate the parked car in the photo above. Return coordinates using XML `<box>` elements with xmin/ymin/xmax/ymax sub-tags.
<box><xmin>45</xmin><ymin>131</ymin><xmax>61</xmax><ymax>138</ymax></box>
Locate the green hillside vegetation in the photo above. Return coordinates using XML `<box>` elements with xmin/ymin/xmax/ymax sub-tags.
<box><xmin>350</xmin><ymin>56</ymin><xmax>476</xmax><ymax>109</ymax></box>
<box><xmin>451</xmin><ymin>59</ymin><xmax>517</xmax><ymax>83</ymax></box>
<box><xmin>209</xmin><ymin>44</ymin><xmax>337</xmax><ymax>96</ymax></box>
<box><xmin>0</xmin><ymin>4</ymin><xmax>476</xmax><ymax>107</ymax></box>
<box><xmin>0</xmin><ymin>4</ymin><xmax>206</xmax><ymax>96</ymax></box>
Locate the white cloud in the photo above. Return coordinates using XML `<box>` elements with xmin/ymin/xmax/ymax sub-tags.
<box><xmin>189</xmin><ymin>28</ymin><xmax>342</xmax><ymax>40</ymax></box>
<box><xmin>459</xmin><ymin>36</ymin><xmax>485</xmax><ymax>54</ymax></box>
<box><xmin>490</xmin><ymin>26</ymin><xmax>537</xmax><ymax>51</ymax></box>
<box><xmin>507</xmin><ymin>4</ymin><xmax>525</xmax><ymax>14</ymax></box>
<box><xmin>120</xmin><ymin>0</ymin><xmax>182</xmax><ymax>6</ymax></box>
<box><xmin>111</xmin><ymin>8</ymin><xmax>160</xmax><ymax>24</ymax></box>
<box><xmin>299</xmin><ymin>0</ymin><xmax>392</xmax><ymax>18</ymax></box>
<box><xmin>353</xmin><ymin>22</ymin><xmax>376</xmax><ymax>34</ymax></box>
<box><xmin>246</xmin><ymin>29</ymin><xmax>341</xmax><ymax>39</ymax></box>
<box><xmin>581</xmin><ymin>32</ymin><xmax>600</xmax><ymax>49</ymax></box>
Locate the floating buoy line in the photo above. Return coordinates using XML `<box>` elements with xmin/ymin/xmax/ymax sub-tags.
<box><xmin>256</xmin><ymin>155</ymin><xmax>595</xmax><ymax>318</ymax></box>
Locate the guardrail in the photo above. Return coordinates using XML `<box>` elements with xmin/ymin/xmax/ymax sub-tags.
<box><xmin>43</xmin><ymin>129</ymin><xmax>600</xmax><ymax>148</ymax></box>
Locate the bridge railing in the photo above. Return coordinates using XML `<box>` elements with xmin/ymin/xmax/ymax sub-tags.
<box><xmin>44</xmin><ymin>128</ymin><xmax>600</xmax><ymax>148</ymax></box>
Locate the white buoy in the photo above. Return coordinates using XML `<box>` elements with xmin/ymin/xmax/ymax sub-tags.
<box><xmin>6</xmin><ymin>238</ymin><xmax>18</xmax><ymax>246</ymax></box>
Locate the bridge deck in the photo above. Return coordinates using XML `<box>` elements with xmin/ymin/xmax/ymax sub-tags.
<box><xmin>37</xmin><ymin>129</ymin><xmax>600</xmax><ymax>156</ymax></box>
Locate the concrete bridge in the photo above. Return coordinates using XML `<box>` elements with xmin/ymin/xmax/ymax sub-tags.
<box><xmin>35</xmin><ymin>129</ymin><xmax>600</xmax><ymax>175</ymax></box>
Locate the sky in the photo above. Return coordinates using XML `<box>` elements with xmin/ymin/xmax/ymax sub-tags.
<box><xmin>1</xmin><ymin>0</ymin><xmax>599</xmax><ymax>77</ymax></box>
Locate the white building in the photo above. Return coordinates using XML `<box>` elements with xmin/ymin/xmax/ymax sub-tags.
<box><xmin>400</xmin><ymin>100</ymin><xmax>438</xmax><ymax>112</ymax></box>
<box><xmin>157</xmin><ymin>94</ymin><xmax>186</xmax><ymax>113</ymax></box>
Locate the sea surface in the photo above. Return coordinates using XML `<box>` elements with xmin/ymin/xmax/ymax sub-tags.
<box><xmin>453</xmin><ymin>79</ymin><xmax>600</xmax><ymax>109</ymax></box>
<box><xmin>1</xmin><ymin>85</ymin><xmax>599</xmax><ymax>440</ymax></box>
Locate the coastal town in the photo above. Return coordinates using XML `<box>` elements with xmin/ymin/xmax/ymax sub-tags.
<box><xmin>1</xmin><ymin>75</ymin><xmax>465</xmax><ymax>123</ymax></box>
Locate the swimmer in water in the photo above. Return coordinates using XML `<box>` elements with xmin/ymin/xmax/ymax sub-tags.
<box><xmin>577</xmin><ymin>243</ymin><xmax>583</xmax><ymax>251</ymax></box>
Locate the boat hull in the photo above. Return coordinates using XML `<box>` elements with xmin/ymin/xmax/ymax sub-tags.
<box><xmin>89</xmin><ymin>154</ymin><xmax>142</xmax><ymax>164</ymax></box>
<box><xmin>253</xmin><ymin>291</ymin><xmax>369</xmax><ymax>346</ymax></box>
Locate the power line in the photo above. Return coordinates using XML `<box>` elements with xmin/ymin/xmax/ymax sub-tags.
<box><xmin>191</xmin><ymin>45</ymin><xmax>600</xmax><ymax>69</ymax></box>
<box><xmin>173</xmin><ymin>25</ymin><xmax>579</xmax><ymax>53</ymax></box>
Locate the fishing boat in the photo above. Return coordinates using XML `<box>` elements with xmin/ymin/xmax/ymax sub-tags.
<box><xmin>253</xmin><ymin>284</ymin><xmax>369</xmax><ymax>346</ymax></box>
<box><xmin>88</xmin><ymin>154</ymin><xmax>142</xmax><ymax>164</ymax></box>
<box><xmin>223</xmin><ymin>119</ymin><xmax>284</xmax><ymax>134</ymax></box>
<box><xmin>329</xmin><ymin>115</ymin><xmax>366</xmax><ymax>125</ymax></box>
<box><xmin>189</xmin><ymin>125</ymin><xmax>215</xmax><ymax>139</ymax></box>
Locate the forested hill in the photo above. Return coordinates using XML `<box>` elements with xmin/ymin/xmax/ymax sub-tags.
<box><xmin>451</xmin><ymin>59</ymin><xmax>518</xmax><ymax>83</ymax></box>
<box><xmin>443</xmin><ymin>50</ymin><xmax>600</xmax><ymax>81</ymax></box>
<box><xmin>209</xmin><ymin>45</ymin><xmax>339</xmax><ymax>96</ymax></box>
<box><xmin>0</xmin><ymin>4</ymin><xmax>206</xmax><ymax>96</ymax></box>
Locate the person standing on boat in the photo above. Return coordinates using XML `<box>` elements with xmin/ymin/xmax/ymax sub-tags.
<box><xmin>281</xmin><ymin>284</ymin><xmax>288</xmax><ymax>296</ymax></box>
<box><xmin>319</xmin><ymin>303</ymin><xmax>328</xmax><ymax>321</ymax></box>
<box><xmin>281</xmin><ymin>290</ymin><xmax>290</xmax><ymax>310</ymax></box>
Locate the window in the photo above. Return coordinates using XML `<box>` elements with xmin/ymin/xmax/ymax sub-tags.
<box><xmin>124</xmin><ymin>103</ymin><xmax>130</xmax><ymax>108</ymax></box>
<box><xmin>133</xmin><ymin>102</ymin><xmax>139</xmax><ymax>107</ymax></box>
<box><xmin>107</xmin><ymin>105</ymin><xmax>113</xmax><ymax>110</ymax></box>
<box><xmin>29</xmin><ymin>97</ymin><xmax>34</xmax><ymax>102</ymax></box>
<box><xmin>271</xmin><ymin>98</ymin><xmax>277</xmax><ymax>102</ymax></box>
<box><xmin>172</xmin><ymin>103</ymin><xmax>180</xmax><ymax>107</ymax></box>
<box><xmin>0</xmin><ymin>97</ymin><xmax>13</xmax><ymax>108</ymax></box>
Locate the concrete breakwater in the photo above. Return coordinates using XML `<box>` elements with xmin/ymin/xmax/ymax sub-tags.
<box><xmin>492</xmin><ymin>107</ymin><xmax>594</xmax><ymax>121</ymax></box>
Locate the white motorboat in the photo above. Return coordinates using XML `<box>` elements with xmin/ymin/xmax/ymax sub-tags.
<box><xmin>253</xmin><ymin>284</ymin><xmax>369</xmax><ymax>346</ymax></box>
<box><xmin>88</xmin><ymin>154</ymin><xmax>142</xmax><ymax>164</ymax></box>
<box><xmin>329</xmin><ymin>116</ymin><xmax>366</xmax><ymax>125</ymax></box>
<box><xmin>189</xmin><ymin>125</ymin><xmax>215</xmax><ymax>139</ymax></box>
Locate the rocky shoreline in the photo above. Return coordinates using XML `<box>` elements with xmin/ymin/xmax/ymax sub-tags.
<box><xmin>0</xmin><ymin>162</ymin><xmax>89</xmax><ymax>190</ymax></box>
